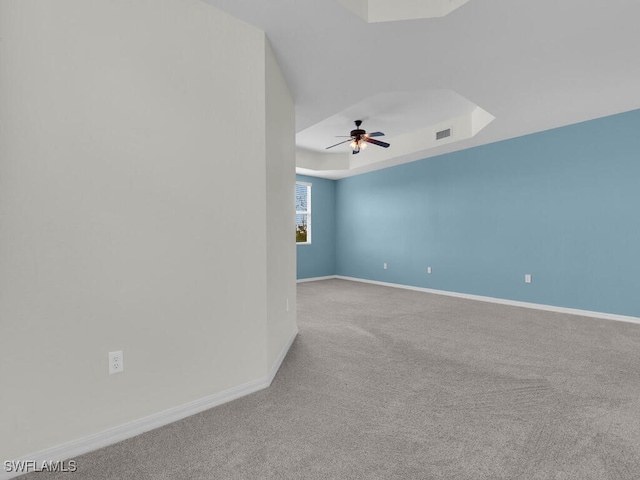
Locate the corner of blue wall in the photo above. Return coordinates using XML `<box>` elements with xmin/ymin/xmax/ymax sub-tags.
<box><xmin>296</xmin><ymin>174</ymin><xmax>337</xmax><ymax>279</ymax></box>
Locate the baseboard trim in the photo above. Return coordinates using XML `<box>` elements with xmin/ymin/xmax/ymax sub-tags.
<box><xmin>267</xmin><ymin>329</ymin><xmax>298</xmax><ymax>384</ymax></box>
<box><xmin>296</xmin><ymin>275</ymin><xmax>336</xmax><ymax>283</ymax></box>
<box><xmin>2</xmin><ymin>330</ymin><xmax>299</xmax><ymax>480</ymax></box>
<box><xmin>334</xmin><ymin>276</ymin><xmax>640</xmax><ymax>326</ymax></box>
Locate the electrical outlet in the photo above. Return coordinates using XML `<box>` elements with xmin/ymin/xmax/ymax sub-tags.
<box><xmin>109</xmin><ymin>351</ymin><xmax>124</xmax><ymax>375</ymax></box>
<box><xmin>383</xmin><ymin>263</ymin><xmax>387</xmax><ymax>270</ymax></box>
<box><xmin>427</xmin><ymin>266</ymin><xmax>432</xmax><ymax>274</ymax></box>
<box><xmin>525</xmin><ymin>274</ymin><xmax>532</xmax><ymax>284</ymax></box>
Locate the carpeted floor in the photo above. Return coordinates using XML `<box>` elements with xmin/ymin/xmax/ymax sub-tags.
<box><xmin>21</xmin><ymin>279</ymin><xmax>640</xmax><ymax>479</ymax></box>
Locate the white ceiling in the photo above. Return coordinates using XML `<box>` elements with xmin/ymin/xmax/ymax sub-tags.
<box><xmin>296</xmin><ymin>89</ymin><xmax>478</xmax><ymax>152</ymax></box>
<box><xmin>202</xmin><ymin>0</ymin><xmax>640</xmax><ymax>178</ymax></box>
<box><xmin>336</xmin><ymin>0</ymin><xmax>472</xmax><ymax>23</ymax></box>
<box><xmin>295</xmin><ymin>89</ymin><xmax>496</xmax><ymax>179</ymax></box>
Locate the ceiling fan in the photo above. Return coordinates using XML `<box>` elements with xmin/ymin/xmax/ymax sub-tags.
<box><xmin>325</xmin><ymin>120</ymin><xmax>390</xmax><ymax>154</ymax></box>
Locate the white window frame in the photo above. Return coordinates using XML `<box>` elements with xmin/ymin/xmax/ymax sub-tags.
<box><xmin>296</xmin><ymin>181</ymin><xmax>312</xmax><ymax>245</ymax></box>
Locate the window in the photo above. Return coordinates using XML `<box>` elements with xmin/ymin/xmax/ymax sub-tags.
<box><xmin>296</xmin><ymin>182</ymin><xmax>311</xmax><ymax>244</ymax></box>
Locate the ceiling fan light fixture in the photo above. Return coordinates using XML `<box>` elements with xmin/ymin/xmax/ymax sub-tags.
<box><xmin>325</xmin><ymin>120</ymin><xmax>390</xmax><ymax>153</ymax></box>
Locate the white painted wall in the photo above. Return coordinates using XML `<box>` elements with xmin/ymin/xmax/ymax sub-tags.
<box><xmin>265</xmin><ymin>41</ymin><xmax>298</xmax><ymax>369</ymax></box>
<box><xmin>0</xmin><ymin>0</ymin><xmax>293</xmax><ymax>460</ymax></box>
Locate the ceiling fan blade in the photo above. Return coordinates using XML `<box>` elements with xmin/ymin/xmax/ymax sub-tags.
<box><xmin>367</xmin><ymin>132</ymin><xmax>385</xmax><ymax>137</ymax></box>
<box><xmin>325</xmin><ymin>139</ymin><xmax>353</xmax><ymax>150</ymax></box>
<box><xmin>365</xmin><ymin>137</ymin><xmax>390</xmax><ymax>148</ymax></box>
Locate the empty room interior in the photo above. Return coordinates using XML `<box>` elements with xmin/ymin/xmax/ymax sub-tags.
<box><xmin>2</xmin><ymin>0</ymin><xmax>640</xmax><ymax>479</ymax></box>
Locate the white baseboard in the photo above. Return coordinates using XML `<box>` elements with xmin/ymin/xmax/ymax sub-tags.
<box><xmin>1</xmin><ymin>330</ymin><xmax>299</xmax><ymax>480</ymax></box>
<box><xmin>296</xmin><ymin>275</ymin><xmax>336</xmax><ymax>283</ymax></box>
<box><xmin>267</xmin><ymin>329</ymin><xmax>298</xmax><ymax>384</ymax></box>
<box><xmin>334</xmin><ymin>276</ymin><xmax>640</xmax><ymax>326</ymax></box>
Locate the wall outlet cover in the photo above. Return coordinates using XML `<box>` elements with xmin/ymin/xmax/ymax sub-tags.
<box><xmin>109</xmin><ymin>351</ymin><xmax>124</xmax><ymax>375</ymax></box>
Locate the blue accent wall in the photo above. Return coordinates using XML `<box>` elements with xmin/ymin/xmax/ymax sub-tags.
<box><xmin>335</xmin><ymin>109</ymin><xmax>640</xmax><ymax>317</ymax></box>
<box><xmin>296</xmin><ymin>174</ymin><xmax>336</xmax><ymax>279</ymax></box>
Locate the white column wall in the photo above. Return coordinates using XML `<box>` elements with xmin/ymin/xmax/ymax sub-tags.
<box><xmin>265</xmin><ymin>41</ymin><xmax>298</xmax><ymax>370</ymax></box>
<box><xmin>0</xmin><ymin>0</ymin><xmax>292</xmax><ymax>460</ymax></box>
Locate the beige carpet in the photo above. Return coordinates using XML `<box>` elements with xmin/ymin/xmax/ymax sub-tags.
<box><xmin>21</xmin><ymin>279</ymin><xmax>640</xmax><ymax>479</ymax></box>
